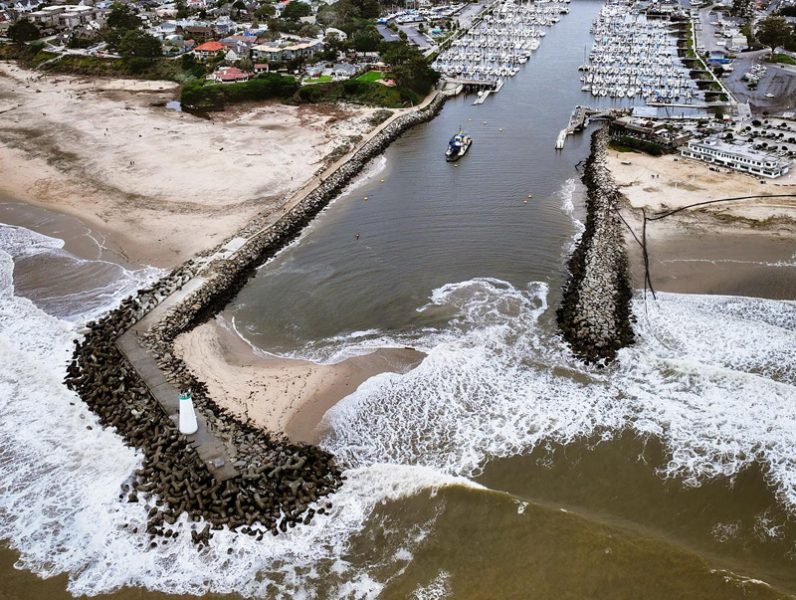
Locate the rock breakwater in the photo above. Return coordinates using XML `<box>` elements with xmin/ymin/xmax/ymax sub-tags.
<box><xmin>557</xmin><ymin>126</ymin><xmax>635</xmax><ymax>364</ymax></box>
<box><xmin>64</xmin><ymin>94</ymin><xmax>447</xmax><ymax>544</ymax></box>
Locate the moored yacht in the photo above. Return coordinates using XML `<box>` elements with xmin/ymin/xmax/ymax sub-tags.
<box><xmin>446</xmin><ymin>131</ymin><xmax>473</xmax><ymax>162</ymax></box>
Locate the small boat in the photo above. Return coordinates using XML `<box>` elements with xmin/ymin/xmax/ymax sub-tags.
<box><xmin>445</xmin><ymin>131</ymin><xmax>472</xmax><ymax>162</ymax></box>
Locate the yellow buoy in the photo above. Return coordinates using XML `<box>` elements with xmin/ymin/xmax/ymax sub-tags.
<box><xmin>380</xmin><ymin>179</ymin><xmax>385</xmax><ymax>183</ymax></box>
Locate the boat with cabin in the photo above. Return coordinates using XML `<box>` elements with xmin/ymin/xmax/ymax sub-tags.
<box><xmin>445</xmin><ymin>131</ymin><xmax>473</xmax><ymax>162</ymax></box>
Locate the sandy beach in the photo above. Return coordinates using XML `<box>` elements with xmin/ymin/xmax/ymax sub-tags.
<box><xmin>607</xmin><ymin>151</ymin><xmax>796</xmax><ymax>297</ymax></box>
<box><xmin>0</xmin><ymin>62</ymin><xmax>381</xmax><ymax>267</ymax></box>
<box><xmin>174</xmin><ymin>319</ymin><xmax>425</xmax><ymax>443</ymax></box>
<box><xmin>608</xmin><ymin>151</ymin><xmax>796</xmax><ymax>231</ymax></box>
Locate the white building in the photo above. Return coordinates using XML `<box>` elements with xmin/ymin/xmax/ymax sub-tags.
<box><xmin>251</xmin><ymin>36</ymin><xmax>323</xmax><ymax>62</ymax></box>
<box><xmin>27</xmin><ymin>5</ymin><xmax>103</xmax><ymax>29</ymax></box>
<box><xmin>680</xmin><ymin>138</ymin><xmax>790</xmax><ymax>178</ymax></box>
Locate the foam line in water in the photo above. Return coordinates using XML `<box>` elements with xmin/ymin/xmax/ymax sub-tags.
<box><xmin>1</xmin><ymin>223</ymin><xmax>162</xmax><ymax>321</ymax></box>
<box><xmin>3</xmin><ymin>217</ymin><xmax>796</xmax><ymax>595</ymax></box>
<box><xmin>319</xmin><ymin>280</ymin><xmax>796</xmax><ymax>514</ymax></box>
<box><xmin>2</xmin><ymin>230</ymin><xmax>481</xmax><ymax>595</ymax></box>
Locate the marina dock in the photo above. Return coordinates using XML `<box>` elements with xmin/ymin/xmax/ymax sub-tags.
<box><xmin>555</xmin><ymin>105</ymin><xmax>630</xmax><ymax>149</ymax></box>
<box><xmin>433</xmin><ymin>0</ymin><xmax>571</xmax><ymax>100</ymax></box>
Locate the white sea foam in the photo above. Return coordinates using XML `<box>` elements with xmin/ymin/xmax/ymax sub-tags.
<box><xmin>1</xmin><ymin>223</ymin><xmax>162</xmax><ymax>322</ymax></box>
<box><xmin>558</xmin><ymin>176</ymin><xmax>585</xmax><ymax>253</ymax></box>
<box><xmin>320</xmin><ymin>279</ymin><xmax>796</xmax><ymax>512</ymax></box>
<box><xmin>0</xmin><ymin>224</ymin><xmax>65</xmax><ymax>258</ymax></box>
<box><xmin>2</xmin><ymin>224</ymin><xmax>486</xmax><ymax>598</ymax></box>
<box><xmin>411</xmin><ymin>571</ymin><xmax>451</xmax><ymax>600</ymax></box>
<box><xmin>4</xmin><ymin>204</ymin><xmax>796</xmax><ymax>597</ymax></box>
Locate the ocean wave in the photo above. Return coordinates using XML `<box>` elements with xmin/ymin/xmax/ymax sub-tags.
<box><xmin>0</xmin><ymin>227</ymin><xmax>479</xmax><ymax>597</ymax></box>
<box><xmin>321</xmin><ymin>279</ymin><xmax>796</xmax><ymax>513</ymax></box>
<box><xmin>3</xmin><ymin>212</ymin><xmax>796</xmax><ymax>597</ymax></box>
<box><xmin>1</xmin><ymin>223</ymin><xmax>162</xmax><ymax>322</ymax></box>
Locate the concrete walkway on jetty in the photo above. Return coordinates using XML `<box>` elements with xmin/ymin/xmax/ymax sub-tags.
<box><xmin>114</xmin><ymin>91</ymin><xmax>443</xmax><ymax>483</ymax></box>
<box><xmin>116</xmin><ymin>277</ymin><xmax>242</xmax><ymax>481</ymax></box>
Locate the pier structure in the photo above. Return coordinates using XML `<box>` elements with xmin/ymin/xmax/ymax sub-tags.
<box><xmin>556</xmin><ymin>105</ymin><xmax>631</xmax><ymax>149</ymax></box>
<box><xmin>102</xmin><ymin>92</ymin><xmax>446</xmax><ymax>484</ymax></box>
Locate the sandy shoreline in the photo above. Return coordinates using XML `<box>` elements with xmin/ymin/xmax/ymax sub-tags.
<box><xmin>606</xmin><ymin>150</ymin><xmax>796</xmax><ymax>298</ymax></box>
<box><xmin>1</xmin><ymin>59</ymin><xmax>437</xmax><ymax>443</ymax></box>
<box><xmin>0</xmin><ymin>62</ymin><xmax>380</xmax><ymax>268</ymax></box>
<box><xmin>174</xmin><ymin>319</ymin><xmax>425</xmax><ymax>443</ymax></box>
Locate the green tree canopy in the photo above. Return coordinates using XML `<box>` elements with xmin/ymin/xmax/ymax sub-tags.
<box><xmin>8</xmin><ymin>18</ymin><xmax>40</xmax><ymax>43</ymax></box>
<box><xmin>281</xmin><ymin>1</ymin><xmax>311</xmax><ymax>20</ymax></box>
<box><xmin>382</xmin><ymin>41</ymin><xmax>439</xmax><ymax>96</ymax></box>
<box><xmin>175</xmin><ymin>0</ymin><xmax>191</xmax><ymax>19</ymax></box>
<box><xmin>107</xmin><ymin>2</ymin><xmax>143</xmax><ymax>30</ymax></box>
<box><xmin>232</xmin><ymin>0</ymin><xmax>247</xmax><ymax>16</ymax></box>
<box><xmin>255</xmin><ymin>2</ymin><xmax>275</xmax><ymax>18</ymax></box>
<box><xmin>756</xmin><ymin>15</ymin><xmax>791</xmax><ymax>52</ymax></box>
<box><xmin>316</xmin><ymin>0</ymin><xmax>359</xmax><ymax>28</ymax></box>
<box><xmin>351</xmin><ymin>26</ymin><xmax>381</xmax><ymax>51</ymax></box>
<box><xmin>118</xmin><ymin>29</ymin><xmax>162</xmax><ymax>57</ymax></box>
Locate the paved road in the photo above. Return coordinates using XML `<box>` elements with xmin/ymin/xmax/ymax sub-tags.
<box><xmin>723</xmin><ymin>50</ymin><xmax>796</xmax><ymax>112</ymax></box>
<box><xmin>398</xmin><ymin>24</ymin><xmax>432</xmax><ymax>49</ymax></box>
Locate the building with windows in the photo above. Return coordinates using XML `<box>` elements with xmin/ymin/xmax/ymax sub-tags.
<box><xmin>251</xmin><ymin>36</ymin><xmax>323</xmax><ymax>62</ymax></box>
<box><xmin>27</xmin><ymin>5</ymin><xmax>103</xmax><ymax>29</ymax></box>
<box><xmin>680</xmin><ymin>138</ymin><xmax>791</xmax><ymax>178</ymax></box>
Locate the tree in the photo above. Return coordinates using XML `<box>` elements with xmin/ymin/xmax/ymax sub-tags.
<box><xmin>281</xmin><ymin>1</ymin><xmax>311</xmax><ymax>20</ymax></box>
<box><xmin>298</xmin><ymin>23</ymin><xmax>320</xmax><ymax>37</ymax></box>
<box><xmin>106</xmin><ymin>2</ymin><xmax>143</xmax><ymax>30</ymax></box>
<box><xmin>118</xmin><ymin>29</ymin><xmax>162</xmax><ymax>57</ymax></box>
<box><xmin>8</xmin><ymin>18</ymin><xmax>40</xmax><ymax>43</ymax></box>
<box><xmin>349</xmin><ymin>0</ymin><xmax>379</xmax><ymax>19</ymax></box>
<box><xmin>351</xmin><ymin>27</ymin><xmax>381</xmax><ymax>51</ymax></box>
<box><xmin>381</xmin><ymin>41</ymin><xmax>439</xmax><ymax>95</ymax></box>
<box><xmin>232</xmin><ymin>0</ymin><xmax>247</xmax><ymax>17</ymax></box>
<box><xmin>175</xmin><ymin>0</ymin><xmax>191</xmax><ymax>19</ymax></box>
<box><xmin>756</xmin><ymin>16</ymin><xmax>791</xmax><ymax>53</ymax></box>
<box><xmin>731</xmin><ymin>0</ymin><xmax>752</xmax><ymax>17</ymax></box>
<box><xmin>255</xmin><ymin>2</ymin><xmax>275</xmax><ymax>19</ymax></box>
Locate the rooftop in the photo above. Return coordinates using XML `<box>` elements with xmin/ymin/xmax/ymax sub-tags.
<box><xmin>688</xmin><ymin>137</ymin><xmax>790</xmax><ymax>166</ymax></box>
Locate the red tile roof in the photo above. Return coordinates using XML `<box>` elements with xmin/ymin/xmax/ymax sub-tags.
<box><xmin>213</xmin><ymin>67</ymin><xmax>252</xmax><ymax>81</ymax></box>
<box><xmin>194</xmin><ymin>41</ymin><xmax>224</xmax><ymax>53</ymax></box>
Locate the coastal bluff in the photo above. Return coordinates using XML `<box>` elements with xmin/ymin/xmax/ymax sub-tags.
<box><xmin>557</xmin><ymin>126</ymin><xmax>635</xmax><ymax>364</ymax></box>
<box><xmin>64</xmin><ymin>93</ymin><xmax>447</xmax><ymax>545</ymax></box>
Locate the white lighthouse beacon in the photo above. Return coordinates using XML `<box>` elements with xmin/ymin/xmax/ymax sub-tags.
<box><xmin>178</xmin><ymin>390</ymin><xmax>198</xmax><ymax>435</ymax></box>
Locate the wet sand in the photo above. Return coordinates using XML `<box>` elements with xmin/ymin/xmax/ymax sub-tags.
<box><xmin>628</xmin><ymin>221</ymin><xmax>796</xmax><ymax>299</ymax></box>
<box><xmin>174</xmin><ymin>319</ymin><xmax>425</xmax><ymax>443</ymax></box>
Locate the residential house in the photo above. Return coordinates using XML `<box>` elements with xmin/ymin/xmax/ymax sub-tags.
<box><xmin>28</xmin><ymin>5</ymin><xmax>103</xmax><ymax>30</ymax></box>
<box><xmin>194</xmin><ymin>39</ymin><xmax>225</xmax><ymax>58</ymax></box>
<box><xmin>251</xmin><ymin>35</ymin><xmax>323</xmax><ymax>62</ymax></box>
<box><xmin>324</xmin><ymin>27</ymin><xmax>346</xmax><ymax>41</ymax></box>
<box><xmin>181</xmin><ymin>24</ymin><xmax>213</xmax><ymax>42</ymax></box>
<box><xmin>209</xmin><ymin>66</ymin><xmax>253</xmax><ymax>83</ymax></box>
<box><xmin>330</xmin><ymin>62</ymin><xmax>357</xmax><ymax>79</ymax></box>
<box><xmin>220</xmin><ymin>34</ymin><xmax>257</xmax><ymax>55</ymax></box>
